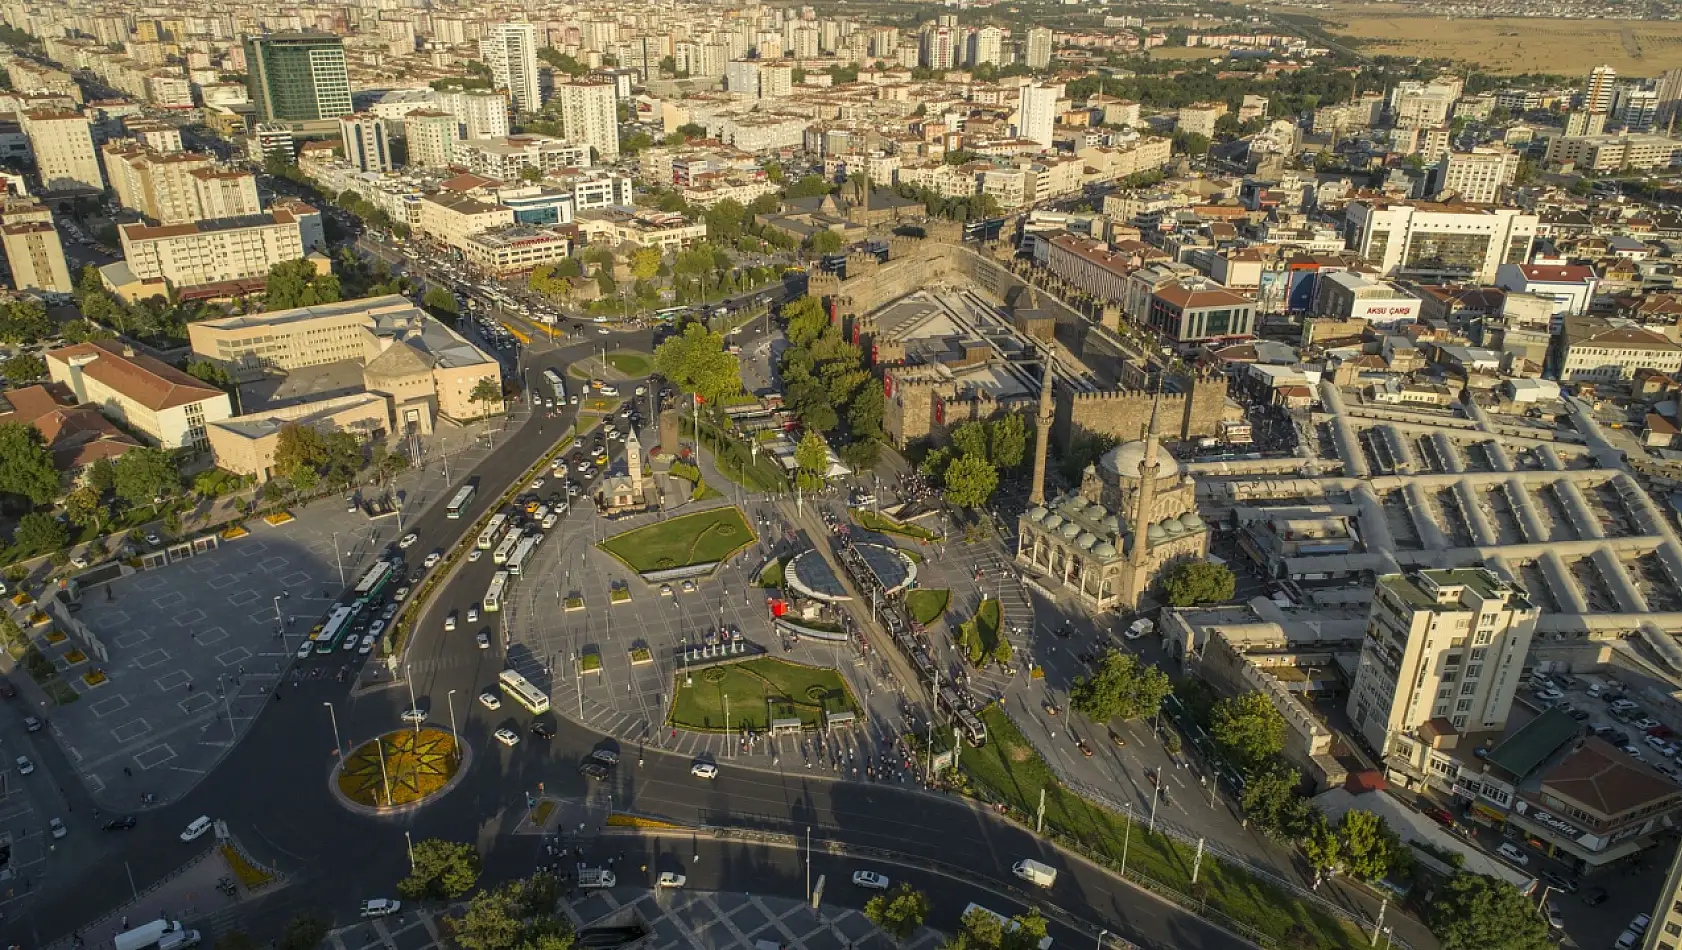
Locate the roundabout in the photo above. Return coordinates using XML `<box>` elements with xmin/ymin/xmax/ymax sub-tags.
<box><xmin>331</xmin><ymin>727</ymin><xmax>471</xmax><ymax>813</ymax></box>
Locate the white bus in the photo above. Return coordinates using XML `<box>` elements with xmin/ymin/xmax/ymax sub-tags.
<box><xmin>477</xmin><ymin>513</ymin><xmax>509</xmax><ymax>550</ymax></box>
<box><xmin>353</xmin><ymin>560</ymin><xmax>393</xmax><ymax>600</ymax></box>
<box><xmin>499</xmin><ymin>668</ymin><xmax>550</xmax><ymax>714</ymax></box>
<box><xmin>446</xmin><ymin>484</ymin><xmax>476</xmax><ymax>519</ymax></box>
<box><xmin>542</xmin><ymin>368</ymin><xmax>565</xmax><ymax>401</ymax></box>
<box><xmin>314</xmin><ymin>605</ymin><xmax>353</xmax><ymax>642</ymax></box>
<box><xmin>506</xmin><ymin>535</ymin><xmax>539</xmax><ymax>575</ymax></box>
<box><xmin>483</xmin><ymin>571</ymin><xmax>509</xmax><ymax>612</ymax></box>
<box><xmin>492</xmin><ymin>529</ymin><xmax>523</xmax><ymax>565</ymax></box>
<box><xmin>960</xmin><ymin>905</ymin><xmax>1053</xmax><ymax>950</ymax></box>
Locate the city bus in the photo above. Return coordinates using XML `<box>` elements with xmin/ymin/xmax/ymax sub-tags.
<box><xmin>483</xmin><ymin>570</ymin><xmax>509</xmax><ymax>612</ymax></box>
<box><xmin>477</xmin><ymin>513</ymin><xmax>509</xmax><ymax>550</ymax></box>
<box><xmin>492</xmin><ymin>529</ymin><xmax>523</xmax><ymax>565</ymax></box>
<box><xmin>506</xmin><ymin>535</ymin><xmax>539</xmax><ymax>576</ymax></box>
<box><xmin>315</xmin><ymin>604</ymin><xmax>355</xmax><ymax>655</ymax></box>
<box><xmin>446</xmin><ymin>483</ymin><xmax>476</xmax><ymax>519</ymax></box>
<box><xmin>542</xmin><ymin>368</ymin><xmax>566</xmax><ymax>402</ymax></box>
<box><xmin>498</xmin><ymin>668</ymin><xmax>550</xmax><ymax>714</ymax></box>
<box><xmin>352</xmin><ymin>560</ymin><xmax>393</xmax><ymax>603</ymax></box>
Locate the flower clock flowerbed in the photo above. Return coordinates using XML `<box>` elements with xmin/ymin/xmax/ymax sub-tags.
<box><xmin>336</xmin><ymin>728</ymin><xmax>460</xmax><ymax>808</ymax></box>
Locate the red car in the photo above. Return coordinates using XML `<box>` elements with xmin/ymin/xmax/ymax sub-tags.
<box><xmin>1425</xmin><ymin>806</ymin><xmax>1455</xmax><ymax>827</ymax></box>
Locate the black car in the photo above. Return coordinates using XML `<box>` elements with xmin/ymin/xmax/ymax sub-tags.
<box><xmin>1540</xmin><ymin>870</ymin><xmax>1579</xmax><ymax>893</ymax></box>
<box><xmin>530</xmin><ymin>720</ymin><xmax>555</xmax><ymax>740</ymax></box>
<box><xmin>578</xmin><ymin>761</ymin><xmax>609</xmax><ymax>780</ymax></box>
<box><xmin>102</xmin><ymin>816</ymin><xmax>137</xmax><ymax>831</ymax></box>
<box><xmin>1582</xmin><ymin>887</ymin><xmax>1609</xmax><ymax>906</ymax></box>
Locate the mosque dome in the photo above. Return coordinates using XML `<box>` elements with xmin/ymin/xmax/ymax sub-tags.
<box><xmin>1042</xmin><ymin>514</ymin><xmax>1064</xmax><ymax>531</ymax></box>
<box><xmin>1099</xmin><ymin>441</ymin><xmax>1182</xmax><ymax>481</ymax></box>
<box><xmin>1060</xmin><ymin>522</ymin><xmax>1082</xmax><ymax>539</ymax></box>
<box><xmin>1076</xmin><ymin>532</ymin><xmax>1097</xmax><ymax>550</ymax></box>
<box><xmin>1093</xmin><ymin>541</ymin><xmax>1118</xmax><ymax>559</ymax></box>
<box><xmin>1101</xmin><ymin>514</ymin><xmax>1121</xmax><ymax>533</ymax></box>
<box><xmin>1180</xmin><ymin>512</ymin><xmax>1205</xmax><ymax>531</ymax></box>
<box><xmin>1027</xmin><ymin>506</ymin><xmax>1048</xmax><ymax>523</ymax></box>
<box><xmin>1147</xmin><ymin>522</ymin><xmax>1167</xmax><ymax>542</ymax></box>
<box><xmin>1084</xmin><ymin>502</ymin><xmax>1108</xmax><ymax>520</ymax></box>
<box><xmin>1162</xmin><ymin>518</ymin><xmax>1186</xmax><ymax>537</ymax></box>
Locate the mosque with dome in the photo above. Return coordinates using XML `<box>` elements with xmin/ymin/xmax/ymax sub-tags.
<box><xmin>1015</xmin><ymin>372</ymin><xmax>1209</xmax><ymax>612</ymax></box>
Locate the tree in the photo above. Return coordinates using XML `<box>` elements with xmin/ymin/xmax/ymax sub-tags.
<box><xmin>471</xmin><ymin>377</ymin><xmax>502</xmax><ymax>418</ymax></box>
<box><xmin>1162</xmin><ymin>560</ymin><xmax>1236</xmax><ymax>607</ymax></box>
<box><xmin>422</xmin><ymin>286</ymin><xmax>458</xmax><ymax>316</ymax></box>
<box><xmin>262</xmin><ymin>259</ymin><xmax>341</xmax><ymax>311</ymax></box>
<box><xmin>0</xmin><ymin>299</ymin><xmax>54</xmax><ymax>344</ymax></box>
<box><xmin>455</xmin><ymin>888</ymin><xmax>523</xmax><ymax>950</ymax></box>
<box><xmin>1240</xmin><ymin>762</ymin><xmax>1312</xmax><ymax>839</ymax></box>
<box><xmin>795</xmin><ymin>430</ymin><xmax>829</xmax><ymax>478</ymax></box>
<box><xmin>277</xmin><ymin>915</ymin><xmax>329</xmax><ymax>950</ymax></box>
<box><xmin>1211</xmin><ymin>691</ymin><xmax>1286</xmax><ymax>773</ymax></box>
<box><xmin>989</xmin><ymin>414</ymin><xmax>1028</xmax><ymax>469</ymax></box>
<box><xmin>0</xmin><ymin>422</ymin><xmax>59</xmax><ymax>505</ymax></box>
<box><xmin>398</xmin><ymin>838</ymin><xmax>481</xmax><ymax>901</ymax></box>
<box><xmin>1429</xmin><ymin>872</ymin><xmax>1554</xmax><ymax>950</ymax></box>
<box><xmin>951</xmin><ymin>907</ymin><xmax>1005</xmax><ymax>950</ymax></box>
<box><xmin>864</xmin><ymin>884</ymin><xmax>930</xmax><ymax>941</ymax></box>
<box><xmin>808</xmin><ymin>229</ymin><xmax>844</xmax><ymax>254</ymax></box>
<box><xmin>919</xmin><ymin>446</ymin><xmax>953</xmax><ymax>479</ymax></box>
<box><xmin>1</xmin><ymin>353</ymin><xmax>44</xmax><ymax>382</ymax></box>
<box><xmin>653</xmin><ymin>323</ymin><xmax>742</xmax><ymax>404</ymax></box>
<box><xmin>951</xmin><ymin>421</ymin><xmax>989</xmax><ymax>460</ymax></box>
<box><xmin>1337</xmin><ymin>809</ymin><xmax>1404</xmax><ymax>883</ymax></box>
<box><xmin>184</xmin><ymin>359</ymin><xmax>232</xmax><ymax>389</ymax></box>
<box><xmin>629</xmin><ymin>247</ymin><xmax>662</xmax><ymax>281</ymax></box>
<box><xmin>1301</xmin><ymin>812</ymin><xmax>1342</xmax><ymax>885</ymax></box>
<box><xmin>112</xmin><ymin>447</ymin><xmax>179</xmax><ymax>510</ymax></box>
<box><xmin>272</xmin><ymin>424</ymin><xmax>328</xmax><ymax>485</ymax></box>
<box><xmin>1069</xmin><ymin>649</ymin><xmax>1172</xmax><ymax>722</ymax></box>
<box><xmin>518</xmin><ymin>165</ymin><xmax>542</xmax><ymax>182</ymax></box>
<box><xmin>1172</xmin><ymin>131</ymin><xmax>1210</xmax><ymax>157</ymax></box>
<box><xmin>848</xmin><ymin>383</ymin><xmax>885</xmax><ymax>441</ymax></box>
<box><xmin>702</xmin><ymin>199</ymin><xmax>746</xmax><ymax>240</ymax></box>
<box><xmin>64</xmin><ymin>484</ymin><xmax>102</xmax><ymax>533</ymax></box>
<box><xmin>785</xmin><ymin>175</ymin><xmax>834</xmax><ymax>200</ymax></box>
<box><xmin>13</xmin><ymin>512</ymin><xmax>65</xmax><ymax>554</ymax></box>
<box><xmin>942</xmin><ymin>453</ymin><xmax>999</xmax><ymax>509</ymax></box>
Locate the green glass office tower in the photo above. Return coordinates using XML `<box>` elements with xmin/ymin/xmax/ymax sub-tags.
<box><xmin>245</xmin><ymin>33</ymin><xmax>353</xmax><ymax>124</ymax></box>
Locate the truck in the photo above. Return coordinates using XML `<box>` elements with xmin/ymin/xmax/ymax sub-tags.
<box><xmin>578</xmin><ymin>868</ymin><xmax>617</xmax><ymax>889</ymax></box>
<box><xmin>115</xmin><ymin>921</ymin><xmax>202</xmax><ymax>950</ymax></box>
<box><xmin>1011</xmin><ymin>858</ymin><xmax>1057</xmax><ymax>888</ymax></box>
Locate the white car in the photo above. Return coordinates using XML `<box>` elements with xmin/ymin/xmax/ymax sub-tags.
<box><xmin>70</xmin><ymin>555</ymin><xmax>88</xmax><ymax>569</ymax></box>
<box><xmin>542</xmin><ymin>513</ymin><xmax>558</xmax><ymax>529</ymax></box>
<box><xmin>852</xmin><ymin>871</ymin><xmax>890</xmax><ymax>890</ymax></box>
<box><xmin>399</xmin><ymin>533</ymin><xmax>419</xmax><ymax>549</ymax></box>
<box><xmin>14</xmin><ymin>755</ymin><xmax>33</xmax><ymax>775</ymax></box>
<box><xmin>1495</xmin><ymin>842</ymin><xmax>1529</xmax><ymax>866</ymax></box>
<box><xmin>393</xmin><ymin>586</ymin><xmax>410</xmax><ymax>603</ymax></box>
<box><xmin>295</xmin><ymin>640</ymin><xmax>314</xmax><ymax>659</ymax></box>
<box><xmin>479</xmin><ymin>691</ymin><xmax>501</xmax><ymax>710</ymax></box>
<box><xmin>48</xmin><ymin>817</ymin><xmax>66</xmax><ymax>839</ymax></box>
<box><xmin>468</xmin><ymin>550</ymin><xmax>483</xmax><ymax>563</ymax></box>
<box><xmin>494</xmin><ymin>728</ymin><xmax>520</xmax><ymax>747</ymax></box>
<box><xmin>444</xmin><ymin>613</ymin><xmax>457</xmax><ymax>632</ymax></box>
<box><xmin>360</xmin><ymin>899</ymin><xmax>402</xmax><ymax>918</ymax></box>
<box><xmin>657</xmin><ymin>872</ymin><xmax>687</xmax><ymax>888</ymax></box>
<box><xmin>180</xmin><ymin>816</ymin><xmax>212</xmax><ymax>841</ymax></box>
<box><xmin>468</xmin><ymin>606</ymin><xmax>481</xmax><ymax>623</ymax></box>
<box><xmin>401</xmin><ymin>707</ymin><xmax>428</xmax><ymax>724</ymax></box>
<box><xmin>530</xmin><ymin>478</ymin><xmax>545</xmax><ymax>491</ymax></box>
<box><xmin>358</xmin><ymin>633</ymin><xmax>376</xmax><ymax>654</ymax></box>
<box><xmin>635</xmin><ymin>386</ymin><xmax>647</xmax><ymax>396</ymax></box>
<box><xmin>691</xmin><ymin>762</ymin><xmax>718</xmax><ymax>779</ymax></box>
<box><xmin>554</xmin><ymin>461</ymin><xmax>569</xmax><ymax>474</ymax></box>
<box><xmin>423</xmin><ymin>551</ymin><xmax>442</xmax><ymax>569</ymax></box>
<box><xmin>476</xmin><ymin>631</ymin><xmax>490</xmax><ymax>650</ymax></box>
<box><xmin>1124</xmin><ymin>618</ymin><xmax>1155</xmax><ymax>640</ymax></box>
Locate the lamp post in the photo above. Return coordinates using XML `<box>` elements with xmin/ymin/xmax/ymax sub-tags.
<box><xmin>447</xmin><ymin>689</ymin><xmax>459</xmax><ymax>762</ymax></box>
<box><xmin>273</xmin><ymin>595</ymin><xmax>285</xmax><ymax>649</ymax></box>
<box><xmin>1148</xmin><ymin>781</ymin><xmax>1162</xmax><ymax>834</ymax></box>
<box><xmin>405</xmin><ymin>830</ymin><xmax>415</xmax><ymax>871</ymax></box>
<box><xmin>1120</xmin><ymin>802</ymin><xmax>1132</xmax><ymax>879</ymax></box>
<box><xmin>331</xmin><ymin>531</ymin><xmax>345</xmax><ymax>586</ymax></box>
<box><xmin>1097</xmin><ymin>930</ymin><xmax>1108</xmax><ymax>950</ymax></box>
<box><xmin>405</xmin><ymin>663</ymin><xmax>419</xmax><ymax>735</ymax></box>
<box><xmin>323</xmin><ymin>701</ymin><xmax>343</xmax><ymax>759</ymax></box>
<box><xmin>725</xmin><ymin>693</ymin><xmax>731</xmax><ymax>758</ymax></box>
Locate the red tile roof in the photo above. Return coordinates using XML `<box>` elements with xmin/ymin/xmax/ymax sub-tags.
<box><xmin>46</xmin><ymin>340</ymin><xmax>224</xmax><ymax>412</ymax></box>
<box><xmin>1517</xmin><ymin>264</ymin><xmax>1596</xmax><ymax>284</ymax></box>
<box><xmin>0</xmin><ymin>383</ymin><xmax>138</xmax><ymax>470</ymax></box>
<box><xmin>1542</xmin><ymin>738</ymin><xmax>1681</xmax><ymax>819</ymax></box>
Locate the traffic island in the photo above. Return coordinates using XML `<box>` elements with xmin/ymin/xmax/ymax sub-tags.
<box><xmin>598</xmin><ymin>505</ymin><xmax>756</xmax><ymax>578</ymax></box>
<box><xmin>330</xmin><ymin>727</ymin><xmax>472</xmax><ymax>815</ymax></box>
<box><xmin>669</xmin><ymin>656</ymin><xmax>858</xmax><ymax>733</ymax></box>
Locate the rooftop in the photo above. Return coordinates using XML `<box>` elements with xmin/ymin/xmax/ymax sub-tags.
<box><xmin>1483</xmin><ymin>707</ymin><xmax>1582</xmax><ymax>780</ymax></box>
<box><xmin>46</xmin><ymin>340</ymin><xmax>225</xmax><ymax>413</ymax></box>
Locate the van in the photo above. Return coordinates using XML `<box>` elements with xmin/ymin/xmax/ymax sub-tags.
<box><xmin>578</xmin><ymin>868</ymin><xmax>616</xmax><ymax>889</ymax></box>
<box><xmin>180</xmin><ymin>816</ymin><xmax>212</xmax><ymax>841</ymax></box>
<box><xmin>1011</xmin><ymin>858</ymin><xmax>1057</xmax><ymax>887</ymax></box>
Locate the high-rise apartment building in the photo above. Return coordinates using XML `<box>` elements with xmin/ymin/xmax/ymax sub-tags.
<box><xmin>405</xmin><ymin>111</ymin><xmax>458</xmax><ymax>169</ymax></box>
<box><xmin>1017</xmin><ymin>83</ymin><xmax>1058</xmax><ymax>148</ymax></box>
<box><xmin>1431</xmin><ymin>148</ymin><xmax>1520</xmax><ymax>204</ymax></box>
<box><xmin>1658</xmin><ymin>67</ymin><xmax>1682</xmax><ymax>129</ymax></box>
<box><xmin>244</xmin><ymin>33</ymin><xmax>352</xmax><ymax>126</ymax></box>
<box><xmin>968</xmin><ymin>26</ymin><xmax>1004</xmax><ymax>67</ymax></box>
<box><xmin>726</xmin><ymin>60</ymin><xmax>759</xmax><ymax>98</ymax></box>
<box><xmin>480</xmin><ymin>23</ymin><xmax>540</xmax><ymax>114</ymax></box>
<box><xmin>1585</xmin><ymin>64</ymin><xmax>1618</xmax><ymax>115</ymax></box>
<box><xmin>439</xmin><ymin>90</ymin><xmax>510</xmax><ymax>140</ymax></box>
<box><xmin>1347</xmin><ymin>568</ymin><xmax>1538</xmax><ymax>756</ymax></box>
<box><xmin>339</xmin><ymin>113</ymin><xmax>391</xmax><ymax>173</ymax></box>
<box><xmin>1615</xmin><ymin>86</ymin><xmax>1660</xmax><ymax>131</ymax></box>
<box><xmin>760</xmin><ymin>64</ymin><xmax>793</xmax><ymax>99</ymax></box>
<box><xmin>22</xmin><ymin>110</ymin><xmax>102</xmax><ymax>193</ymax></box>
<box><xmin>1025</xmin><ymin>27</ymin><xmax>1053</xmax><ymax>70</ymax></box>
<box><xmin>0</xmin><ymin>201</ymin><xmax>71</xmax><ymax>294</ymax></box>
<box><xmin>1345</xmin><ymin>199</ymin><xmax>1537</xmax><ymax>284</ymax></box>
<box><xmin>557</xmin><ymin>81</ymin><xmax>619</xmax><ymax>161</ymax></box>
<box><xmin>921</xmin><ymin>24</ymin><xmax>958</xmax><ymax>70</ymax></box>
<box><xmin>1642</xmin><ymin>844</ymin><xmax>1682</xmax><ymax>950</ymax></box>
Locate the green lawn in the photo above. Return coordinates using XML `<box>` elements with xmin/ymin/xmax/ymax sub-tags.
<box><xmin>905</xmin><ymin>588</ymin><xmax>950</xmax><ymax>626</ymax></box>
<box><xmin>962</xmin><ymin>708</ymin><xmax>1367</xmax><ymax>950</ymax></box>
<box><xmin>679</xmin><ymin>417</ymin><xmax>789</xmax><ymax>493</ymax></box>
<box><xmin>599</xmin><ymin>506</ymin><xmax>756</xmax><ymax>572</ymax></box>
<box><xmin>957</xmin><ymin>599</ymin><xmax>1003</xmax><ymax>664</ymax></box>
<box><xmin>606</xmin><ymin>351</ymin><xmax>653</xmax><ymax>377</ymax></box>
<box><xmin>758</xmin><ymin>557</ymin><xmax>785</xmax><ymax>588</ymax></box>
<box><xmin>670</xmin><ymin>657</ymin><xmax>856</xmax><ymax>732</ymax></box>
<box><xmin>853</xmin><ymin>508</ymin><xmax>938</xmax><ymax>541</ymax></box>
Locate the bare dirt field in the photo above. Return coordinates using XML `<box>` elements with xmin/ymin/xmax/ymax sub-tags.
<box><xmin>1285</xmin><ymin>3</ymin><xmax>1682</xmax><ymax>76</ymax></box>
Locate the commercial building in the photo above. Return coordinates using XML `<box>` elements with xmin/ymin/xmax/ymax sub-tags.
<box><xmin>1043</xmin><ymin>232</ymin><xmax>1132</xmax><ymax>304</ymax></box>
<box><xmin>1018</xmin><ymin>84</ymin><xmax>1059</xmax><ymax>149</ymax></box>
<box><xmin>416</xmin><ymin>192</ymin><xmax>514</xmax><ymax>247</ymax></box>
<box><xmin>1494</xmin><ymin>263</ymin><xmax>1597</xmax><ymax>329</ymax></box>
<box><xmin>1559</xmin><ymin>313</ymin><xmax>1682</xmax><ymax>382</ymax></box>
<box><xmin>459</xmin><ymin>225</ymin><xmax>573</xmax><ymax>275</ymax></box>
<box><xmin>574</xmin><ymin>208</ymin><xmax>706</xmax><ymax>249</ymax></box>
<box><xmin>1346</xmin><ymin>568</ymin><xmax>1539</xmax><ymax>757</ymax></box>
<box><xmin>1311</xmin><ymin>272</ymin><xmax>1420</xmax><ymax>329</ymax></box>
<box><xmin>187</xmin><ymin>295</ymin><xmax>502</xmax><ymax>430</ymax></box>
<box><xmin>1345</xmin><ymin>200</ymin><xmax>1537</xmax><ymax>284</ymax></box>
<box><xmin>556</xmin><ymin>81</ymin><xmax>619</xmax><ymax>160</ymax></box>
<box><xmin>45</xmin><ymin>339</ymin><xmax>232</xmax><ymax>451</ymax></box>
<box><xmin>453</xmin><ymin>135</ymin><xmax>590</xmax><ymax>181</ymax></box>
<box><xmin>338</xmin><ymin>113</ymin><xmax>390</xmax><ymax>173</ymax></box>
<box><xmin>403</xmin><ymin>111</ymin><xmax>458</xmax><ymax>169</ymax></box>
<box><xmin>0</xmin><ymin>200</ymin><xmax>70</xmax><ymax>294</ymax></box>
<box><xmin>1025</xmin><ymin>26</ymin><xmax>1053</xmax><ymax>70</ymax></box>
<box><xmin>115</xmin><ymin>200</ymin><xmax>322</xmax><ymax>294</ymax></box>
<box><xmin>244</xmin><ymin>33</ymin><xmax>352</xmax><ymax>126</ymax></box>
<box><xmin>480</xmin><ymin>23</ymin><xmax>540</xmax><ymax>114</ymax></box>
<box><xmin>1431</xmin><ymin>148</ymin><xmax>1520</xmax><ymax>204</ymax></box>
<box><xmin>1544</xmin><ymin>133</ymin><xmax>1682</xmax><ymax>174</ymax></box>
<box><xmin>207</xmin><ymin>393</ymin><xmax>389</xmax><ymax>479</ymax></box>
<box><xmin>1146</xmin><ymin>281</ymin><xmax>1256</xmax><ymax>344</ymax></box>
<box><xmin>21</xmin><ymin>110</ymin><xmax>101</xmax><ymax>193</ymax></box>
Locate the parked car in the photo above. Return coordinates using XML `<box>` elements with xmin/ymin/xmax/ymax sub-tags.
<box><xmin>1540</xmin><ymin>870</ymin><xmax>1578</xmax><ymax>893</ymax></box>
<box><xmin>691</xmin><ymin>762</ymin><xmax>718</xmax><ymax>779</ymax></box>
<box><xmin>852</xmin><ymin>871</ymin><xmax>890</xmax><ymax>890</ymax></box>
<box><xmin>1496</xmin><ymin>843</ymin><xmax>1529</xmax><ymax>866</ymax></box>
<box><xmin>400</xmin><ymin>706</ymin><xmax>428</xmax><ymax>724</ymax></box>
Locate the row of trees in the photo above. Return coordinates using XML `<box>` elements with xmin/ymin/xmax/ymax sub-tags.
<box><xmin>780</xmin><ymin>295</ymin><xmax>882</xmax><ymax>471</ymax></box>
<box><xmin>917</xmin><ymin>414</ymin><xmax>1030</xmax><ymax>510</ymax></box>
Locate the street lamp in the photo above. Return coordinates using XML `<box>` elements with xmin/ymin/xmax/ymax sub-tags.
<box><xmin>405</xmin><ymin>663</ymin><xmax>419</xmax><ymax>736</ymax></box>
<box><xmin>447</xmin><ymin>689</ymin><xmax>459</xmax><ymax>762</ymax></box>
<box><xmin>323</xmin><ymin>701</ymin><xmax>343</xmax><ymax>759</ymax></box>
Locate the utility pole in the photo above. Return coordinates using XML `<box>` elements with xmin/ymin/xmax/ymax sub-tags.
<box><xmin>1036</xmin><ymin>786</ymin><xmax>1045</xmax><ymax>834</ymax></box>
<box><xmin>323</xmin><ymin>701</ymin><xmax>343</xmax><ymax>758</ymax></box>
<box><xmin>1370</xmin><ymin>897</ymin><xmax>1387</xmax><ymax>947</ymax></box>
<box><xmin>1191</xmin><ymin>837</ymin><xmax>1205</xmax><ymax>884</ymax></box>
<box><xmin>1148</xmin><ymin>781</ymin><xmax>1161</xmax><ymax>834</ymax></box>
<box><xmin>332</xmin><ymin>531</ymin><xmax>345</xmax><ymax>586</ymax></box>
<box><xmin>1120</xmin><ymin>803</ymin><xmax>1132</xmax><ymax>878</ymax></box>
<box><xmin>405</xmin><ymin>663</ymin><xmax>419</xmax><ymax>735</ymax></box>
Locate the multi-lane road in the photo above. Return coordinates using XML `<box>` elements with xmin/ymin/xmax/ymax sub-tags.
<box><xmin>4</xmin><ymin>319</ymin><xmax>1252</xmax><ymax>950</ymax></box>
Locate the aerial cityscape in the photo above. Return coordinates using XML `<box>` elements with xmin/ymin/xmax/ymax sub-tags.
<box><xmin>0</xmin><ymin>1</ymin><xmax>1677</xmax><ymax>950</ymax></box>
